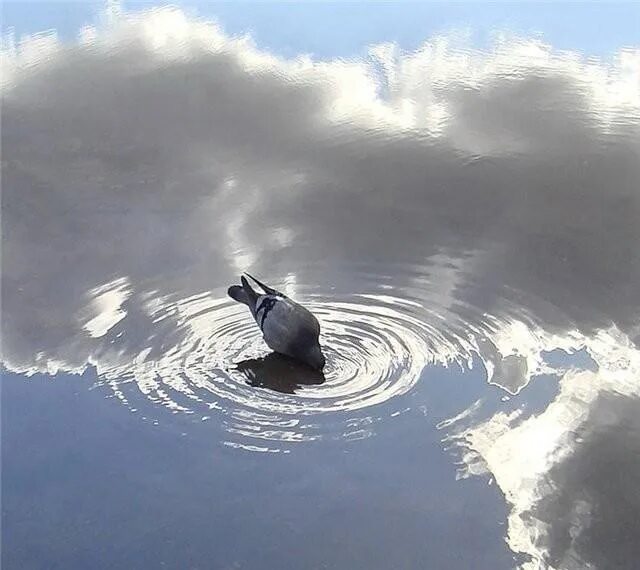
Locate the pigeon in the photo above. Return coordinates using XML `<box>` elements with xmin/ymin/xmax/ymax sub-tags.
<box><xmin>227</xmin><ymin>274</ymin><xmax>326</xmax><ymax>370</ymax></box>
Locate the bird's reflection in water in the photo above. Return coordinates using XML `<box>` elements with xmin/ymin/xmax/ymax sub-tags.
<box><xmin>235</xmin><ymin>353</ymin><xmax>326</xmax><ymax>394</ymax></box>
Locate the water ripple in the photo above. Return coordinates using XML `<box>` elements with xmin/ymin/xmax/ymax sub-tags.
<box><xmin>97</xmin><ymin>289</ymin><xmax>477</xmax><ymax>448</ymax></box>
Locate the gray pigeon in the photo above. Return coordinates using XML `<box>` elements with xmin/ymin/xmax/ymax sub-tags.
<box><xmin>227</xmin><ymin>274</ymin><xmax>326</xmax><ymax>370</ymax></box>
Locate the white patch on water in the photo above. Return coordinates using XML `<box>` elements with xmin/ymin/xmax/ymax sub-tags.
<box><xmin>82</xmin><ymin>278</ymin><xmax>131</xmax><ymax>338</ymax></box>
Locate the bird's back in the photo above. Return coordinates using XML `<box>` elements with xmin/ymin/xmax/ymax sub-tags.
<box><xmin>258</xmin><ymin>296</ymin><xmax>319</xmax><ymax>354</ymax></box>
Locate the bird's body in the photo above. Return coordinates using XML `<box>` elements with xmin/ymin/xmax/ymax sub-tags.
<box><xmin>228</xmin><ymin>274</ymin><xmax>326</xmax><ymax>370</ymax></box>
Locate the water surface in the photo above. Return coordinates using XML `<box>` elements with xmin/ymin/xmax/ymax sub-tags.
<box><xmin>2</xmin><ymin>8</ymin><xmax>640</xmax><ymax>569</ymax></box>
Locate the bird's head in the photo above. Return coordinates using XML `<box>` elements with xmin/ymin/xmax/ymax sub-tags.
<box><xmin>304</xmin><ymin>343</ymin><xmax>326</xmax><ymax>371</ymax></box>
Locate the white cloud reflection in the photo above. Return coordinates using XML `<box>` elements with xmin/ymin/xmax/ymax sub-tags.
<box><xmin>446</xmin><ymin>327</ymin><xmax>640</xmax><ymax>569</ymax></box>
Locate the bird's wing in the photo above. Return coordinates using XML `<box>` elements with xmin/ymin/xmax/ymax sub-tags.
<box><xmin>260</xmin><ymin>299</ymin><xmax>299</xmax><ymax>354</ymax></box>
<box><xmin>255</xmin><ymin>294</ymin><xmax>279</xmax><ymax>329</ymax></box>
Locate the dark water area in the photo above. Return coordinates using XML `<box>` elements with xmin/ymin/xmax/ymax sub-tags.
<box><xmin>3</xmin><ymin>368</ymin><xmax>518</xmax><ymax>570</ymax></box>
<box><xmin>2</xmin><ymin>6</ymin><xmax>640</xmax><ymax>570</ymax></box>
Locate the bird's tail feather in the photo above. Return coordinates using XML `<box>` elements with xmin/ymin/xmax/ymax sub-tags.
<box><xmin>228</xmin><ymin>276</ymin><xmax>261</xmax><ymax>311</ymax></box>
<box><xmin>241</xmin><ymin>276</ymin><xmax>260</xmax><ymax>306</ymax></box>
<box><xmin>227</xmin><ymin>285</ymin><xmax>250</xmax><ymax>305</ymax></box>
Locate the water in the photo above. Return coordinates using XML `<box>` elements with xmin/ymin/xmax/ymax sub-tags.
<box><xmin>2</xmin><ymin>7</ymin><xmax>640</xmax><ymax>570</ymax></box>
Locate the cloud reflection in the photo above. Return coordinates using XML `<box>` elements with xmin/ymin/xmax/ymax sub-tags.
<box><xmin>446</xmin><ymin>329</ymin><xmax>640</xmax><ymax>569</ymax></box>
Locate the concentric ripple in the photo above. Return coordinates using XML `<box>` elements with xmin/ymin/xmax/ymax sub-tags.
<box><xmin>96</xmin><ymin>289</ymin><xmax>475</xmax><ymax>449</ymax></box>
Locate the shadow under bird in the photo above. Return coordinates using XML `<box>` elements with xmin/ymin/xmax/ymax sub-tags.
<box><xmin>236</xmin><ymin>352</ymin><xmax>326</xmax><ymax>394</ymax></box>
<box><xmin>227</xmin><ymin>274</ymin><xmax>326</xmax><ymax>370</ymax></box>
